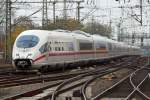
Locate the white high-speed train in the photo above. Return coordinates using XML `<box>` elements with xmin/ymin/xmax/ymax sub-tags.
<box><xmin>12</xmin><ymin>29</ymin><xmax>141</xmax><ymax>70</ymax></box>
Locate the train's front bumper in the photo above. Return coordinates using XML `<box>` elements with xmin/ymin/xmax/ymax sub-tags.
<box><xmin>13</xmin><ymin>59</ymin><xmax>32</xmax><ymax>70</ymax></box>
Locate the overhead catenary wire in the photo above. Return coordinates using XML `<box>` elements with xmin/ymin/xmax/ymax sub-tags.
<box><xmin>80</xmin><ymin>5</ymin><xmax>97</xmax><ymax>22</ymax></box>
<box><xmin>12</xmin><ymin>7</ymin><xmax>42</xmax><ymax>27</ymax></box>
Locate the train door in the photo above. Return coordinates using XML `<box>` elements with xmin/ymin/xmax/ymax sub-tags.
<box><xmin>107</xmin><ymin>43</ymin><xmax>112</xmax><ymax>56</ymax></box>
<box><xmin>73</xmin><ymin>36</ymin><xmax>77</xmax><ymax>63</ymax></box>
<box><xmin>47</xmin><ymin>37</ymin><xmax>54</xmax><ymax>64</ymax></box>
<box><xmin>92</xmin><ymin>37</ymin><xmax>96</xmax><ymax>59</ymax></box>
<box><xmin>45</xmin><ymin>42</ymin><xmax>49</xmax><ymax>62</ymax></box>
<box><xmin>38</xmin><ymin>40</ymin><xmax>49</xmax><ymax>65</ymax></box>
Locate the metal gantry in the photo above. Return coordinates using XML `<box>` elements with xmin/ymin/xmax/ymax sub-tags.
<box><xmin>42</xmin><ymin>0</ymin><xmax>48</xmax><ymax>29</ymax></box>
<box><xmin>5</xmin><ymin>0</ymin><xmax>12</xmax><ymax>62</ymax></box>
<box><xmin>41</xmin><ymin>0</ymin><xmax>84</xmax><ymax>29</ymax></box>
<box><xmin>115</xmin><ymin>0</ymin><xmax>150</xmax><ymax>47</ymax></box>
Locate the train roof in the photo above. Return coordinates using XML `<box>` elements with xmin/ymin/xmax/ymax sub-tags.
<box><xmin>72</xmin><ymin>30</ymin><xmax>91</xmax><ymax>37</ymax></box>
<box><xmin>19</xmin><ymin>30</ymin><xmax>50</xmax><ymax>36</ymax></box>
<box><xmin>20</xmin><ymin>30</ymin><xmax>109</xmax><ymax>42</ymax></box>
<box><xmin>52</xmin><ymin>29</ymin><xmax>71</xmax><ymax>33</ymax></box>
<box><xmin>50</xmin><ymin>30</ymin><xmax>93</xmax><ymax>41</ymax></box>
<box><xmin>19</xmin><ymin>30</ymin><xmax>141</xmax><ymax>49</ymax></box>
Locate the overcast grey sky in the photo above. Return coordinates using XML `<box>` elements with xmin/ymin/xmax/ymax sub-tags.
<box><xmin>2</xmin><ymin>0</ymin><xmax>150</xmax><ymax>46</ymax></box>
<box><xmin>13</xmin><ymin>0</ymin><xmax>121</xmax><ymax>23</ymax></box>
<box><xmin>8</xmin><ymin>0</ymin><xmax>150</xmax><ymax>31</ymax></box>
<box><xmin>12</xmin><ymin>0</ymin><xmax>144</xmax><ymax>26</ymax></box>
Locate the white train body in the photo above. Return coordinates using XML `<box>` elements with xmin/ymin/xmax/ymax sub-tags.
<box><xmin>12</xmin><ymin>30</ymin><xmax>141</xmax><ymax>70</ymax></box>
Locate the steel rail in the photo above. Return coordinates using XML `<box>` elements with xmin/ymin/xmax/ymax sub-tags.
<box><xmin>56</xmin><ymin>68</ymin><xmax>122</xmax><ymax>100</ymax></box>
<box><xmin>51</xmin><ymin>58</ymin><xmax>134</xmax><ymax>100</ymax></box>
<box><xmin>82</xmin><ymin>67</ymin><xmax>126</xmax><ymax>100</ymax></box>
<box><xmin>0</xmin><ymin>67</ymin><xmax>100</xmax><ymax>88</ymax></box>
<box><xmin>91</xmin><ymin>74</ymin><xmax>130</xmax><ymax>100</ymax></box>
<box><xmin>88</xmin><ymin>65</ymin><xmax>148</xmax><ymax>100</ymax></box>
<box><xmin>83</xmin><ymin>63</ymin><xmax>135</xmax><ymax>100</ymax></box>
<box><xmin>82</xmin><ymin>57</ymin><xmax>143</xmax><ymax>100</ymax></box>
<box><xmin>1</xmin><ymin>56</ymin><xmax>143</xmax><ymax>99</ymax></box>
<box><xmin>90</xmin><ymin>64</ymin><xmax>149</xmax><ymax>100</ymax></box>
<box><xmin>4</xmin><ymin>57</ymin><xmax>132</xmax><ymax>100</ymax></box>
<box><xmin>125</xmin><ymin>69</ymin><xmax>150</xmax><ymax>100</ymax></box>
<box><xmin>0</xmin><ymin>72</ymin><xmax>80</xmax><ymax>88</ymax></box>
<box><xmin>4</xmin><ymin>81</ymin><xmax>62</xmax><ymax>100</ymax></box>
<box><xmin>3</xmin><ymin>60</ymin><xmax>122</xmax><ymax>99</ymax></box>
<box><xmin>26</xmin><ymin>56</ymin><xmax>141</xmax><ymax>100</ymax></box>
<box><xmin>4</xmin><ymin>65</ymin><xmax>119</xmax><ymax>100</ymax></box>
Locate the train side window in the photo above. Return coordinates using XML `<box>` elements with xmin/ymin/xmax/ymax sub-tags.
<box><xmin>49</xmin><ymin>47</ymin><xmax>51</xmax><ymax>51</ymax></box>
<box><xmin>108</xmin><ymin>43</ymin><xmax>112</xmax><ymax>51</ymax></box>
<box><xmin>62</xmin><ymin>47</ymin><xmax>64</xmax><ymax>51</ymax></box>
<box><xmin>55</xmin><ymin>47</ymin><xmax>57</xmax><ymax>51</ymax></box>
<box><xmin>55</xmin><ymin>41</ymin><xmax>58</xmax><ymax>44</ymax></box>
<box><xmin>55</xmin><ymin>47</ymin><xmax>60</xmax><ymax>51</ymax></box>
<box><xmin>114</xmin><ymin>45</ymin><xmax>116</xmax><ymax>51</ymax></box>
<box><xmin>39</xmin><ymin>42</ymin><xmax>48</xmax><ymax>53</ymax></box>
<box><xmin>58</xmin><ymin>47</ymin><xmax>61</xmax><ymax>51</ymax></box>
<box><xmin>95</xmin><ymin>42</ymin><xmax>106</xmax><ymax>50</ymax></box>
<box><xmin>79</xmin><ymin>42</ymin><xmax>93</xmax><ymax>50</ymax></box>
<box><xmin>47</xmin><ymin>42</ymin><xmax>52</xmax><ymax>51</ymax></box>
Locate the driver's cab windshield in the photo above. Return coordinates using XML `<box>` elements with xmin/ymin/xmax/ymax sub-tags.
<box><xmin>16</xmin><ymin>35</ymin><xmax>39</xmax><ymax>48</ymax></box>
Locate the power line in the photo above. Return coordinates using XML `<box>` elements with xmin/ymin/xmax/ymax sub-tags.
<box><xmin>81</xmin><ymin>6</ymin><xmax>97</xmax><ymax>22</ymax></box>
<box><xmin>12</xmin><ymin>8</ymin><xmax>42</xmax><ymax>27</ymax></box>
<box><xmin>3</xmin><ymin>1</ymin><xmax>84</xmax><ymax>3</ymax></box>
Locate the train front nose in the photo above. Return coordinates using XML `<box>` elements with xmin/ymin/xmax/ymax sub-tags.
<box><xmin>13</xmin><ymin>34</ymin><xmax>40</xmax><ymax>70</ymax></box>
<box><xmin>13</xmin><ymin>52</ymin><xmax>35</xmax><ymax>70</ymax></box>
<box><xmin>14</xmin><ymin>59</ymin><xmax>32</xmax><ymax>70</ymax></box>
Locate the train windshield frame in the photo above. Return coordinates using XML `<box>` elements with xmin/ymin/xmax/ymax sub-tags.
<box><xmin>16</xmin><ymin>35</ymin><xmax>39</xmax><ymax>48</ymax></box>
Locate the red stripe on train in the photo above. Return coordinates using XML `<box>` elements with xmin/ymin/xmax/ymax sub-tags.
<box><xmin>33</xmin><ymin>55</ymin><xmax>46</xmax><ymax>63</ymax></box>
<box><xmin>33</xmin><ymin>50</ymin><xmax>108</xmax><ymax>63</ymax></box>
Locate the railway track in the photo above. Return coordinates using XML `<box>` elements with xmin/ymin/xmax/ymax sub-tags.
<box><xmin>88</xmin><ymin>65</ymin><xmax>150</xmax><ymax>100</ymax></box>
<box><xmin>3</xmin><ymin>56</ymin><xmax>146</xmax><ymax>100</ymax></box>
<box><xmin>3</xmin><ymin>66</ymin><xmax>124</xmax><ymax>100</ymax></box>
<box><xmin>0</xmin><ymin>56</ymin><xmax>134</xmax><ymax>88</ymax></box>
<box><xmin>81</xmin><ymin>56</ymin><xmax>147</xmax><ymax>100</ymax></box>
<box><xmin>4</xmin><ymin>66</ymin><xmax>123</xmax><ymax>100</ymax></box>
